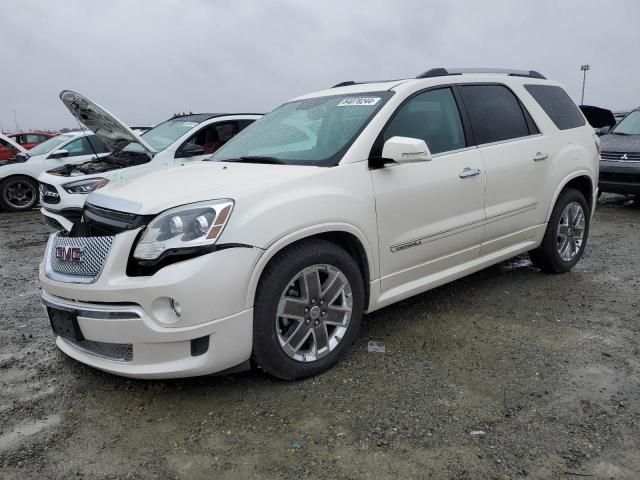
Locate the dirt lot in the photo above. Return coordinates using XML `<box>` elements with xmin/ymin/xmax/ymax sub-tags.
<box><xmin>0</xmin><ymin>196</ymin><xmax>639</xmax><ymax>480</ymax></box>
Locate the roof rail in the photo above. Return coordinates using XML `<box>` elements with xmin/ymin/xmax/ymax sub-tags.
<box><xmin>416</xmin><ymin>68</ymin><xmax>546</xmax><ymax>80</ymax></box>
<box><xmin>330</xmin><ymin>79</ymin><xmax>404</xmax><ymax>88</ymax></box>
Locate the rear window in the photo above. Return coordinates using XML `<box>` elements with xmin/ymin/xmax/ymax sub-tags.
<box><xmin>524</xmin><ymin>85</ymin><xmax>586</xmax><ymax>130</ymax></box>
<box><xmin>459</xmin><ymin>85</ymin><xmax>531</xmax><ymax>144</ymax></box>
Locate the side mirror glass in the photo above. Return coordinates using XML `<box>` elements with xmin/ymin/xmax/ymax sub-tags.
<box><xmin>177</xmin><ymin>144</ymin><xmax>205</xmax><ymax>158</ymax></box>
<box><xmin>379</xmin><ymin>136</ymin><xmax>432</xmax><ymax>165</ymax></box>
<box><xmin>50</xmin><ymin>149</ymin><xmax>69</xmax><ymax>159</ymax></box>
<box><xmin>597</xmin><ymin>126</ymin><xmax>611</xmax><ymax>136</ymax></box>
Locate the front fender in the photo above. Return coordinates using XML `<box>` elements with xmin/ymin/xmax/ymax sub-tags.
<box><xmin>243</xmin><ymin>222</ymin><xmax>376</xmax><ymax>310</ymax></box>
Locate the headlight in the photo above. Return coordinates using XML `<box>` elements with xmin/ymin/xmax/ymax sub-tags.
<box><xmin>133</xmin><ymin>200</ymin><xmax>234</xmax><ymax>260</ymax></box>
<box><xmin>62</xmin><ymin>177</ymin><xmax>109</xmax><ymax>194</ymax></box>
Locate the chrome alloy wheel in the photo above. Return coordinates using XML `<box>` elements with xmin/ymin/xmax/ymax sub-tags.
<box><xmin>557</xmin><ymin>201</ymin><xmax>585</xmax><ymax>261</ymax></box>
<box><xmin>3</xmin><ymin>179</ymin><xmax>36</xmax><ymax>209</ymax></box>
<box><xmin>276</xmin><ymin>264</ymin><xmax>353</xmax><ymax>362</ymax></box>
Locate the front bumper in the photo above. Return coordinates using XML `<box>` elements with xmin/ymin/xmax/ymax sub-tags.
<box><xmin>599</xmin><ymin>160</ymin><xmax>640</xmax><ymax>195</ymax></box>
<box><xmin>40</xmin><ymin>228</ymin><xmax>263</xmax><ymax>378</ymax></box>
<box><xmin>41</xmin><ymin>207</ymin><xmax>78</xmax><ymax>231</ymax></box>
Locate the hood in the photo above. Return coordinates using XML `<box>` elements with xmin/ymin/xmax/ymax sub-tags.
<box><xmin>579</xmin><ymin>105</ymin><xmax>616</xmax><ymax>129</ymax></box>
<box><xmin>600</xmin><ymin>133</ymin><xmax>640</xmax><ymax>153</ymax></box>
<box><xmin>60</xmin><ymin>90</ymin><xmax>157</xmax><ymax>155</ymax></box>
<box><xmin>86</xmin><ymin>162</ymin><xmax>320</xmax><ymax>214</ymax></box>
<box><xmin>0</xmin><ymin>133</ymin><xmax>27</xmax><ymax>164</ymax></box>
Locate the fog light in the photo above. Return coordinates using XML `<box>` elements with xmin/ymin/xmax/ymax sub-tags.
<box><xmin>170</xmin><ymin>299</ymin><xmax>182</xmax><ymax>317</ymax></box>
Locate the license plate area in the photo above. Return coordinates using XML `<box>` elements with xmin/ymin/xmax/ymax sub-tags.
<box><xmin>47</xmin><ymin>307</ymin><xmax>84</xmax><ymax>342</ymax></box>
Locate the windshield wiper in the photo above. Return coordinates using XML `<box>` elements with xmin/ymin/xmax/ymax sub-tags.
<box><xmin>610</xmin><ymin>131</ymin><xmax>630</xmax><ymax>136</ymax></box>
<box><xmin>219</xmin><ymin>156</ymin><xmax>288</xmax><ymax>165</ymax></box>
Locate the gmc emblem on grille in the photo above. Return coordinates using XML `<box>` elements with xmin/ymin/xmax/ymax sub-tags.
<box><xmin>55</xmin><ymin>246</ymin><xmax>84</xmax><ymax>262</ymax></box>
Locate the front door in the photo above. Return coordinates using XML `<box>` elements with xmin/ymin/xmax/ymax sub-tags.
<box><xmin>370</xmin><ymin>87</ymin><xmax>486</xmax><ymax>299</ymax></box>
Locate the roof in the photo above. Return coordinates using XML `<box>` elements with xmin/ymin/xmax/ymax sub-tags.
<box><xmin>169</xmin><ymin>113</ymin><xmax>263</xmax><ymax>122</ymax></box>
<box><xmin>296</xmin><ymin>68</ymin><xmax>552</xmax><ymax>101</ymax></box>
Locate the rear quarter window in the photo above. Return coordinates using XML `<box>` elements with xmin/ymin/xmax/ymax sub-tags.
<box><xmin>524</xmin><ymin>85</ymin><xmax>586</xmax><ymax>130</ymax></box>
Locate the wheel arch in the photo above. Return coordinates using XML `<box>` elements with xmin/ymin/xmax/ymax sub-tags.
<box><xmin>546</xmin><ymin>171</ymin><xmax>595</xmax><ymax>222</ymax></box>
<box><xmin>245</xmin><ymin>223</ymin><xmax>376</xmax><ymax>311</ymax></box>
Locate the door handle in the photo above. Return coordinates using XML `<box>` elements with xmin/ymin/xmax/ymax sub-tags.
<box><xmin>533</xmin><ymin>152</ymin><xmax>549</xmax><ymax>161</ymax></box>
<box><xmin>459</xmin><ymin>167</ymin><xmax>481</xmax><ymax>178</ymax></box>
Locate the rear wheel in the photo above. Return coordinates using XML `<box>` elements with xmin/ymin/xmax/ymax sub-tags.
<box><xmin>252</xmin><ymin>239</ymin><xmax>364</xmax><ymax>380</ymax></box>
<box><xmin>0</xmin><ymin>176</ymin><xmax>39</xmax><ymax>212</ymax></box>
<box><xmin>529</xmin><ymin>188</ymin><xmax>589</xmax><ymax>273</ymax></box>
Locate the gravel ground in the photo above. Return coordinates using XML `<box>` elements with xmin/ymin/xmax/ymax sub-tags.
<box><xmin>0</xmin><ymin>195</ymin><xmax>639</xmax><ymax>480</ymax></box>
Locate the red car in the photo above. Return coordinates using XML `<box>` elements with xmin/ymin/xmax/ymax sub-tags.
<box><xmin>0</xmin><ymin>132</ymin><xmax>57</xmax><ymax>162</ymax></box>
<box><xmin>8</xmin><ymin>132</ymin><xmax>57</xmax><ymax>149</ymax></box>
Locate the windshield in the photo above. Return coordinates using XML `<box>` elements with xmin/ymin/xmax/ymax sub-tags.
<box><xmin>211</xmin><ymin>92</ymin><xmax>392</xmax><ymax>166</ymax></box>
<box><xmin>612</xmin><ymin>110</ymin><xmax>640</xmax><ymax>135</ymax></box>
<box><xmin>27</xmin><ymin>135</ymin><xmax>73</xmax><ymax>156</ymax></box>
<box><xmin>121</xmin><ymin>118</ymin><xmax>202</xmax><ymax>153</ymax></box>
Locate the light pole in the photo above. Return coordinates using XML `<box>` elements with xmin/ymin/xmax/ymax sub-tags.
<box><xmin>580</xmin><ymin>64</ymin><xmax>590</xmax><ymax>105</ymax></box>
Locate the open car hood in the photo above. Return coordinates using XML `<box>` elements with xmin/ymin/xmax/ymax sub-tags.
<box><xmin>60</xmin><ymin>90</ymin><xmax>157</xmax><ymax>155</ymax></box>
<box><xmin>0</xmin><ymin>133</ymin><xmax>27</xmax><ymax>153</ymax></box>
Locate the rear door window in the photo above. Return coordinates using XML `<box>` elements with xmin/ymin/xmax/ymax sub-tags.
<box><xmin>525</xmin><ymin>84</ymin><xmax>586</xmax><ymax>130</ymax></box>
<box><xmin>459</xmin><ymin>85</ymin><xmax>531</xmax><ymax>144</ymax></box>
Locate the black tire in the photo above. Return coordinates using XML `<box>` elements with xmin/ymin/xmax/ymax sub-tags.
<box><xmin>0</xmin><ymin>176</ymin><xmax>39</xmax><ymax>212</ymax></box>
<box><xmin>252</xmin><ymin>239</ymin><xmax>365</xmax><ymax>380</ymax></box>
<box><xmin>529</xmin><ymin>188</ymin><xmax>590</xmax><ymax>273</ymax></box>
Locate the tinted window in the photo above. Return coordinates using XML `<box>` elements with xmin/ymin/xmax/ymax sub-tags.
<box><xmin>460</xmin><ymin>85</ymin><xmax>530</xmax><ymax>144</ymax></box>
<box><xmin>524</xmin><ymin>84</ymin><xmax>586</xmax><ymax>130</ymax></box>
<box><xmin>383</xmin><ymin>88</ymin><xmax>466</xmax><ymax>154</ymax></box>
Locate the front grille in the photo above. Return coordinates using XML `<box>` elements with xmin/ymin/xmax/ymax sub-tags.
<box><xmin>46</xmin><ymin>232</ymin><xmax>114</xmax><ymax>283</ymax></box>
<box><xmin>39</xmin><ymin>182</ymin><xmax>60</xmax><ymax>204</ymax></box>
<box><xmin>601</xmin><ymin>151</ymin><xmax>640</xmax><ymax>162</ymax></box>
<box><xmin>65</xmin><ymin>338</ymin><xmax>133</xmax><ymax>362</ymax></box>
<box><xmin>84</xmin><ymin>202</ymin><xmax>152</xmax><ymax>236</ymax></box>
<box><xmin>600</xmin><ymin>172</ymin><xmax>640</xmax><ymax>183</ymax></box>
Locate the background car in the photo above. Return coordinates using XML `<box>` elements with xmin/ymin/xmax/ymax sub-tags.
<box><xmin>0</xmin><ymin>131</ymin><xmax>109</xmax><ymax>212</ymax></box>
<box><xmin>599</xmin><ymin>107</ymin><xmax>640</xmax><ymax>195</ymax></box>
<box><xmin>5</xmin><ymin>131</ymin><xmax>57</xmax><ymax>150</ymax></box>
<box><xmin>579</xmin><ymin>105</ymin><xmax>616</xmax><ymax>136</ymax></box>
<box><xmin>39</xmin><ymin>90</ymin><xmax>261</xmax><ymax>230</ymax></box>
<box><xmin>0</xmin><ymin>132</ymin><xmax>27</xmax><ymax>163</ymax></box>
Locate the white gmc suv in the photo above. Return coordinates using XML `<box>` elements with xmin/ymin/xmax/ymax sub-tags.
<box><xmin>39</xmin><ymin>68</ymin><xmax>599</xmax><ymax>380</ymax></box>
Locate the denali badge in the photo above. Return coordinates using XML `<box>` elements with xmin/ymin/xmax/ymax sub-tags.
<box><xmin>55</xmin><ymin>246</ymin><xmax>84</xmax><ymax>262</ymax></box>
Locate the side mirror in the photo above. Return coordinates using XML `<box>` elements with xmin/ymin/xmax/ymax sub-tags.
<box><xmin>379</xmin><ymin>136</ymin><xmax>432</xmax><ymax>165</ymax></box>
<box><xmin>177</xmin><ymin>144</ymin><xmax>205</xmax><ymax>158</ymax></box>
<box><xmin>597</xmin><ymin>126</ymin><xmax>611</xmax><ymax>136</ymax></box>
<box><xmin>50</xmin><ymin>149</ymin><xmax>69</xmax><ymax>159</ymax></box>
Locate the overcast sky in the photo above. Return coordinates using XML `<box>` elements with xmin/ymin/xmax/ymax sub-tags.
<box><xmin>1</xmin><ymin>0</ymin><xmax>638</xmax><ymax>131</ymax></box>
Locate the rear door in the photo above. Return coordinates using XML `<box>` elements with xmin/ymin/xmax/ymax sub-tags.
<box><xmin>371</xmin><ymin>87</ymin><xmax>486</xmax><ymax>295</ymax></box>
<box><xmin>458</xmin><ymin>84</ymin><xmax>554</xmax><ymax>255</ymax></box>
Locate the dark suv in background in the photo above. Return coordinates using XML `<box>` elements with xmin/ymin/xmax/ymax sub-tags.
<box><xmin>599</xmin><ymin>108</ymin><xmax>640</xmax><ymax>195</ymax></box>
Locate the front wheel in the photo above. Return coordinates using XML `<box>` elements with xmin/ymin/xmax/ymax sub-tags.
<box><xmin>529</xmin><ymin>189</ymin><xmax>590</xmax><ymax>273</ymax></box>
<box><xmin>0</xmin><ymin>176</ymin><xmax>39</xmax><ymax>212</ymax></box>
<box><xmin>252</xmin><ymin>239</ymin><xmax>365</xmax><ymax>380</ymax></box>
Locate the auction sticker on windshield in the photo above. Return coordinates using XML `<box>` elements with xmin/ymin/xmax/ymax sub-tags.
<box><xmin>337</xmin><ymin>97</ymin><xmax>381</xmax><ymax>107</ymax></box>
